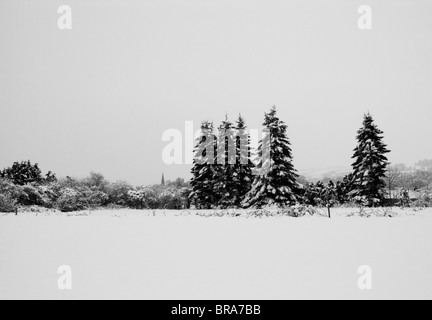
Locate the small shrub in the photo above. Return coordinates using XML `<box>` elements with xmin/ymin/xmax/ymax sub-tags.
<box><xmin>36</xmin><ymin>184</ymin><xmax>58</xmax><ymax>208</ymax></box>
<box><xmin>19</xmin><ymin>185</ymin><xmax>48</xmax><ymax>206</ymax></box>
<box><xmin>0</xmin><ymin>194</ymin><xmax>17</xmax><ymax>212</ymax></box>
<box><xmin>0</xmin><ymin>178</ymin><xmax>24</xmax><ymax>212</ymax></box>
<box><xmin>127</xmin><ymin>187</ymin><xmax>158</xmax><ymax>209</ymax></box>
<box><xmin>86</xmin><ymin>190</ymin><xmax>109</xmax><ymax>208</ymax></box>
<box><xmin>158</xmin><ymin>187</ymin><xmax>184</xmax><ymax>209</ymax></box>
<box><xmin>0</xmin><ymin>178</ymin><xmax>24</xmax><ymax>199</ymax></box>
<box><xmin>347</xmin><ymin>207</ymin><xmax>398</xmax><ymax>218</ymax></box>
<box><xmin>247</xmin><ymin>209</ymin><xmax>273</xmax><ymax>218</ymax></box>
<box><xmin>412</xmin><ymin>199</ymin><xmax>431</xmax><ymax>208</ymax></box>
<box><xmin>277</xmin><ymin>205</ymin><xmax>319</xmax><ymax>217</ymax></box>
<box><xmin>352</xmin><ymin>195</ymin><xmax>382</xmax><ymax>207</ymax></box>
<box><xmin>126</xmin><ymin>185</ymin><xmax>191</xmax><ymax>210</ymax></box>
<box><xmin>107</xmin><ymin>181</ymin><xmax>133</xmax><ymax>206</ymax></box>
<box><xmin>398</xmin><ymin>189</ymin><xmax>411</xmax><ymax>207</ymax></box>
<box><xmin>56</xmin><ymin>188</ymin><xmax>87</xmax><ymax>212</ymax></box>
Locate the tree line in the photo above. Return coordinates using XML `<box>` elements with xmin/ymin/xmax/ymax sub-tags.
<box><xmin>0</xmin><ymin>162</ymin><xmax>191</xmax><ymax>213</ymax></box>
<box><xmin>1</xmin><ymin>107</ymin><xmax>431</xmax><ymax>213</ymax></box>
<box><xmin>189</xmin><ymin>107</ymin><xmax>392</xmax><ymax>208</ymax></box>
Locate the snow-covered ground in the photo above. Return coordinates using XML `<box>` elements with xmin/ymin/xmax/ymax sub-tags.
<box><xmin>1</xmin><ymin>208</ymin><xmax>432</xmax><ymax>300</ymax></box>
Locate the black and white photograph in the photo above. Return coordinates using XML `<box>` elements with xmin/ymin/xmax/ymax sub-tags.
<box><xmin>1</xmin><ymin>0</ymin><xmax>432</xmax><ymax>304</ymax></box>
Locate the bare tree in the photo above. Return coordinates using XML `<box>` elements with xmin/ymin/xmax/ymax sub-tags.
<box><xmin>386</xmin><ymin>166</ymin><xmax>402</xmax><ymax>198</ymax></box>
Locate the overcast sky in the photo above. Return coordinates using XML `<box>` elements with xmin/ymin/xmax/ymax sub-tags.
<box><xmin>1</xmin><ymin>0</ymin><xmax>431</xmax><ymax>185</ymax></box>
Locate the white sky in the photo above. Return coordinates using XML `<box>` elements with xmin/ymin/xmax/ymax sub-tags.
<box><xmin>1</xmin><ymin>0</ymin><xmax>431</xmax><ymax>185</ymax></box>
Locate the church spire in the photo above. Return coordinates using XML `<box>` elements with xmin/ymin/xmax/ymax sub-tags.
<box><xmin>161</xmin><ymin>173</ymin><xmax>166</xmax><ymax>186</ymax></box>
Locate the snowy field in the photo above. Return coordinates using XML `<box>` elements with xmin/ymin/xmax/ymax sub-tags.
<box><xmin>1</xmin><ymin>208</ymin><xmax>432</xmax><ymax>300</ymax></box>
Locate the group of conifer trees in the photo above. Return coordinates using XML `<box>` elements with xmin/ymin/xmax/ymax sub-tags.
<box><xmin>190</xmin><ymin>107</ymin><xmax>390</xmax><ymax>208</ymax></box>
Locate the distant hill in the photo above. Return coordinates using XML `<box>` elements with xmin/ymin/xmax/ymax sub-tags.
<box><xmin>298</xmin><ymin>167</ymin><xmax>351</xmax><ymax>183</ymax></box>
<box><xmin>415</xmin><ymin>159</ymin><xmax>432</xmax><ymax>170</ymax></box>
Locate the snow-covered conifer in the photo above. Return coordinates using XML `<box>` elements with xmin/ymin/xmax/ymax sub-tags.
<box><xmin>350</xmin><ymin>113</ymin><xmax>390</xmax><ymax>206</ymax></box>
<box><xmin>243</xmin><ymin>107</ymin><xmax>299</xmax><ymax>208</ymax></box>
<box><xmin>190</xmin><ymin>121</ymin><xmax>217</xmax><ymax>209</ymax></box>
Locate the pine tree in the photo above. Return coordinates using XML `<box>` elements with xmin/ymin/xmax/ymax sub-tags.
<box><xmin>213</xmin><ymin>115</ymin><xmax>237</xmax><ymax>208</ymax></box>
<box><xmin>336</xmin><ymin>173</ymin><xmax>355</xmax><ymax>203</ymax></box>
<box><xmin>190</xmin><ymin>121</ymin><xmax>217</xmax><ymax>209</ymax></box>
<box><xmin>243</xmin><ymin>107</ymin><xmax>299</xmax><ymax>208</ymax></box>
<box><xmin>0</xmin><ymin>160</ymin><xmax>44</xmax><ymax>185</ymax></box>
<box><xmin>232</xmin><ymin>115</ymin><xmax>254</xmax><ymax>207</ymax></box>
<box><xmin>350</xmin><ymin>113</ymin><xmax>390</xmax><ymax>206</ymax></box>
